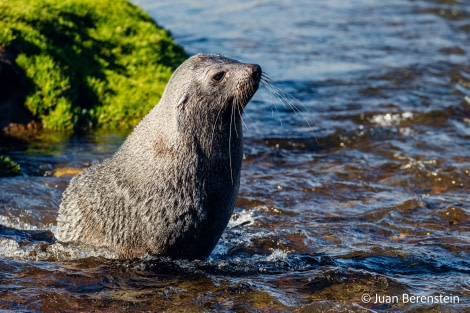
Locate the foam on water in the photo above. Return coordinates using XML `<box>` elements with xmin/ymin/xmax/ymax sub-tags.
<box><xmin>370</xmin><ymin>112</ymin><xmax>414</xmax><ymax>127</ymax></box>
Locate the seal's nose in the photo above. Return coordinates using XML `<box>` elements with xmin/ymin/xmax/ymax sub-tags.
<box><xmin>251</xmin><ymin>64</ymin><xmax>262</xmax><ymax>82</ymax></box>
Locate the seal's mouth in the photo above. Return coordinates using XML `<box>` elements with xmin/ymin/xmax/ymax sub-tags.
<box><xmin>242</xmin><ymin>63</ymin><xmax>262</xmax><ymax>107</ymax></box>
<box><xmin>249</xmin><ymin>64</ymin><xmax>262</xmax><ymax>94</ymax></box>
<box><xmin>228</xmin><ymin>63</ymin><xmax>262</xmax><ymax>111</ymax></box>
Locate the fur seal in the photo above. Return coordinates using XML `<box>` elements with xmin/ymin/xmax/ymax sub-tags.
<box><xmin>56</xmin><ymin>54</ymin><xmax>262</xmax><ymax>260</ymax></box>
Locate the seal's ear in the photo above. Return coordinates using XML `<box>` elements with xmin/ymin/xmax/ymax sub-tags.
<box><xmin>177</xmin><ymin>94</ymin><xmax>189</xmax><ymax>109</ymax></box>
<box><xmin>176</xmin><ymin>93</ymin><xmax>190</xmax><ymax>134</ymax></box>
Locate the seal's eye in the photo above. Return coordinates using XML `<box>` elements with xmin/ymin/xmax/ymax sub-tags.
<box><xmin>211</xmin><ymin>71</ymin><xmax>226</xmax><ymax>83</ymax></box>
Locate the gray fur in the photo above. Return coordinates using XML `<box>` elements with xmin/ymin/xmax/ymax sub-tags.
<box><xmin>56</xmin><ymin>54</ymin><xmax>262</xmax><ymax>260</ymax></box>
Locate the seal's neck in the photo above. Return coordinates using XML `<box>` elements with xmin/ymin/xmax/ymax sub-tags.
<box><xmin>179</xmin><ymin>107</ymin><xmax>244</xmax><ymax>160</ymax></box>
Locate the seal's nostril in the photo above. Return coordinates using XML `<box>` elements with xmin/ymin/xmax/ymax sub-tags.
<box><xmin>251</xmin><ymin>64</ymin><xmax>262</xmax><ymax>81</ymax></box>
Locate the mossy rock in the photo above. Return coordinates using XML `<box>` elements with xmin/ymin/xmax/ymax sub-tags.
<box><xmin>0</xmin><ymin>0</ymin><xmax>187</xmax><ymax>131</ymax></box>
<box><xmin>0</xmin><ymin>155</ymin><xmax>21</xmax><ymax>176</ymax></box>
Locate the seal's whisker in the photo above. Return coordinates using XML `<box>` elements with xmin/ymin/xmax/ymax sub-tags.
<box><xmin>238</xmin><ymin>103</ymin><xmax>248</xmax><ymax>130</ymax></box>
<box><xmin>228</xmin><ymin>101</ymin><xmax>234</xmax><ymax>184</ymax></box>
<box><xmin>233</xmin><ymin>100</ymin><xmax>239</xmax><ymax>139</ymax></box>
<box><xmin>261</xmin><ymin>76</ymin><xmax>317</xmax><ymax>141</ymax></box>
<box><xmin>262</xmin><ymin>82</ymin><xmax>284</xmax><ymax>126</ymax></box>
<box><xmin>262</xmin><ymin>77</ymin><xmax>306</xmax><ymax>114</ymax></box>
<box><xmin>210</xmin><ymin>97</ymin><xmax>226</xmax><ymax>156</ymax></box>
<box><xmin>237</xmin><ymin>83</ymin><xmax>249</xmax><ymax>131</ymax></box>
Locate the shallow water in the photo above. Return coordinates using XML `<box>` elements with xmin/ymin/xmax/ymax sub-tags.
<box><xmin>1</xmin><ymin>0</ymin><xmax>470</xmax><ymax>311</ymax></box>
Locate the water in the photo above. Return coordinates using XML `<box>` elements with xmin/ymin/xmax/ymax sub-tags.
<box><xmin>1</xmin><ymin>0</ymin><xmax>470</xmax><ymax>311</ymax></box>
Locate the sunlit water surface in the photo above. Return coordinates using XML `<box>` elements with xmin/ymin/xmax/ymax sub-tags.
<box><xmin>1</xmin><ymin>0</ymin><xmax>470</xmax><ymax>311</ymax></box>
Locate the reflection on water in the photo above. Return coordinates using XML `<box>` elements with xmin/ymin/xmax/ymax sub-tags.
<box><xmin>1</xmin><ymin>0</ymin><xmax>470</xmax><ymax>311</ymax></box>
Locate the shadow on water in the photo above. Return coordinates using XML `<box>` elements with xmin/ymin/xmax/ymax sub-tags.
<box><xmin>0</xmin><ymin>225</ymin><xmax>55</xmax><ymax>244</ymax></box>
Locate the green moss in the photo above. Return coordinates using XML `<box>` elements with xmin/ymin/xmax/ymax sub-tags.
<box><xmin>0</xmin><ymin>155</ymin><xmax>21</xmax><ymax>176</ymax></box>
<box><xmin>0</xmin><ymin>0</ymin><xmax>187</xmax><ymax>131</ymax></box>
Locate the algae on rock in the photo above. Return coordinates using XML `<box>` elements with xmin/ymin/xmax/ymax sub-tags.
<box><xmin>0</xmin><ymin>155</ymin><xmax>21</xmax><ymax>176</ymax></box>
<box><xmin>0</xmin><ymin>0</ymin><xmax>187</xmax><ymax>131</ymax></box>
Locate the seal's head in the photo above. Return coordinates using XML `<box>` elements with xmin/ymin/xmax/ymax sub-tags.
<box><xmin>171</xmin><ymin>54</ymin><xmax>261</xmax><ymax>108</ymax></box>
<box><xmin>160</xmin><ymin>54</ymin><xmax>262</xmax><ymax>145</ymax></box>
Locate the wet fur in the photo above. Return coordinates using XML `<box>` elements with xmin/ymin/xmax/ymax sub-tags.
<box><xmin>56</xmin><ymin>54</ymin><xmax>261</xmax><ymax>260</ymax></box>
